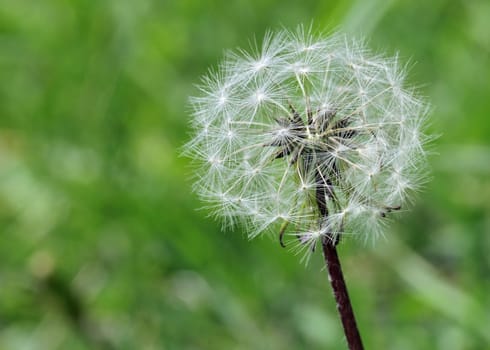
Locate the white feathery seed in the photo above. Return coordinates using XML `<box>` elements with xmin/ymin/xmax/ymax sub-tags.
<box><xmin>185</xmin><ymin>28</ymin><xmax>430</xmax><ymax>255</ymax></box>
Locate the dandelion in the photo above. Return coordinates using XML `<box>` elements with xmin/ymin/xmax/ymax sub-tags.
<box><xmin>185</xmin><ymin>27</ymin><xmax>430</xmax><ymax>350</ymax></box>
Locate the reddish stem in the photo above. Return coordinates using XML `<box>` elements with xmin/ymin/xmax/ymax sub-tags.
<box><xmin>322</xmin><ymin>238</ymin><xmax>364</xmax><ymax>350</ymax></box>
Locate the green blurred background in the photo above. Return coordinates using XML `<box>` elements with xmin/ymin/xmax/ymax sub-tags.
<box><xmin>1</xmin><ymin>0</ymin><xmax>489</xmax><ymax>349</ymax></box>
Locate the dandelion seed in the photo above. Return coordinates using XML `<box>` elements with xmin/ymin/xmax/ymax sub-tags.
<box><xmin>186</xmin><ymin>28</ymin><xmax>429</xmax><ymax>250</ymax></box>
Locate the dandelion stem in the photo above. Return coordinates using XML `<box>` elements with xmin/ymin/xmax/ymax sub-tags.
<box><xmin>315</xmin><ymin>168</ymin><xmax>363</xmax><ymax>349</ymax></box>
<box><xmin>322</xmin><ymin>239</ymin><xmax>364</xmax><ymax>350</ymax></box>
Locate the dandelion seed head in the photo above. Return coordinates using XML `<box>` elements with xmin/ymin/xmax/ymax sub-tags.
<box><xmin>185</xmin><ymin>27</ymin><xmax>431</xmax><ymax>257</ymax></box>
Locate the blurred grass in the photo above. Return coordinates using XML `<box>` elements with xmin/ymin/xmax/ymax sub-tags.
<box><xmin>0</xmin><ymin>0</ymin><xmax>489</xmax><ymax>349</ymax></box>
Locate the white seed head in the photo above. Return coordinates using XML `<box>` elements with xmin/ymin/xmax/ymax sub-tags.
<box><xmin>185</xmin><ymin>28</ymin><xmax>430</xmax><ymax>253</ymax></box>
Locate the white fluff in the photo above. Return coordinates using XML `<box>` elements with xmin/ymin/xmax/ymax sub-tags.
<box><xmin>185</xmin><ymin>27</ymin><xmax>430</xmax><ymax>252</ymax></box>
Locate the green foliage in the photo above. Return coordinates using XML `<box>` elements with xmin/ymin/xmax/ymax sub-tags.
<box><xmin>0</xmin><ymin>0</ymin><xmax>489</xmax><ymax>349</ymax></box>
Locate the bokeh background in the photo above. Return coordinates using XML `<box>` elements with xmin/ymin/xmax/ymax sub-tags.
<box><xmin>1</xmin><ymin>0</ymin><xmax>489</xmax><ymax>349</ymax></box>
